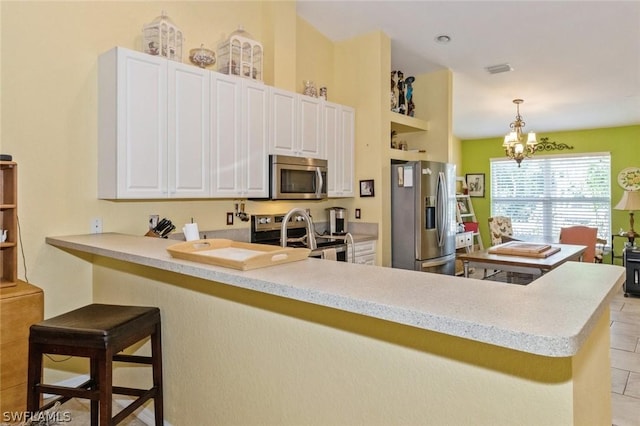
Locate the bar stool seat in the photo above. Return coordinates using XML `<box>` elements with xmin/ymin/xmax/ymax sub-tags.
<box><xmin>27</xmin><ymin>304</ymin><xmax>163</xmax><ymax>426</ymax></box>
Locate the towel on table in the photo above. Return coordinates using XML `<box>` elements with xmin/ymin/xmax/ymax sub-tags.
<box><xmin>321</xmin><ymin>248</ymin><xmax>337</xmax><ymax>261</ymax></box>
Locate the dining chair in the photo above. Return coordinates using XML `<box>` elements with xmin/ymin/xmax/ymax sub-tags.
<box><xmin>558</xmin><ymin>226</ymin><xmax>601</xmax><ymax>263</ymax></box>
<box><xmin>488</xmin><ymin>216</ymin><xmax>514</xmax><ymax>246</ymax></box>
<box><xmin>485</xmin><ymin>216</ymin><xmax>516</xmax><ymax>280</ymax></box>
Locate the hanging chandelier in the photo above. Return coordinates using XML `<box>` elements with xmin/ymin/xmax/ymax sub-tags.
<box><xmin>503</xmin><ymin>99</ymin><xmax>537</xmax><ymax>167</ymax></box>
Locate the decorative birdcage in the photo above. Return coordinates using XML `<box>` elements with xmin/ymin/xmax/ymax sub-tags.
<box><xmin>217</xmin><ymin>26</ymin><xmax>263</xmax><ymax>81</ymax></box>
<box><xmin>142</xmin><ymin>11</ymin><xmax>184</xmax><ymax>62</ymax></box>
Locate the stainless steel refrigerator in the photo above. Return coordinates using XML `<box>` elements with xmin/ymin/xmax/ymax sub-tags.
<box><xmin>391</xmin><ymin>160</ymin><xmax>457</xmax><ymax>274</ymax></box>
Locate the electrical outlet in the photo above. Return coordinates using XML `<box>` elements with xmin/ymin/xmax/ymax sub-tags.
<box><xmin>226</xmin><ymin>212</ymin><xmax>234</xmax><ymax>225</ymax></box>
<box><xmin>91</xmin><ymin>217</ymin><xmax>103</xmax><ymax>234</ymax></box>
<box><xmin>355</xmin><ymin>209</ymin><xmax>361</xmax><ymax>219</ymax></box>
<box><xmin>149</xmin><ymin>214</ymin><xmax>159</xmax><ymax>229</ymax></box>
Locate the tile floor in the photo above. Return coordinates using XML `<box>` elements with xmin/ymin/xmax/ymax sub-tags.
<box><xmin>476</xmin><ymin>270</ymin><xmax>640</xmax><ymax>425</ymax></box>
<box><xmin>609</xmin><ymin>284</ymin><xmax>640</xmax><ymax>426</ymax></box>
<box><xmin>43</xmin><ymin>277</ymin><xmax>640</xmax><ymax>426</ymax></box>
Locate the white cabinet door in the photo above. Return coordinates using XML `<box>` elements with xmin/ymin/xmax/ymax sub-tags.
<box><xmin>168</xmin><ymin>62</ymin><xmax>210</xmax><ymax>198</ymax></box>
<box><xmin>326</xmin><ymin>103</ymin><xmax>355</xmax><ymax>197</ymax></box>
<box><xmin>99</xmin><ymin>47</ymin><xmax>167</xmax><ymax>199</ymax></box>
<box><xmin>297</xmin><ymin>95</ymin><xmax>324</xmax><ymax>158</ymax></box>
<box><xmin>338</xmin><ymin>106</ymin><xmax>355</xmax><ymax>196</ymax></box>
<box><xmin>324</xmin><ymin>102</ymin><xmax>340</xmax><ymax>195</ymax></box>
<box><xmin>269</xmin><ymin>89</ymin><xmax>325</xmax><ymax>159</ymax></box>
<box><xmin>269</xmin><ymin>88</ymin><xmax>297</xmax><ymax>155</ymax></box>
<box><xmin>210</xmin><ymin>74</ymin><xmax>269</xmax><ymax>198</ymax></box>
<box><xmin>347</xmin><ymin>240</ymin><xmax>377</xmax><ymax>265</ymax></box>
<box><xmin>99</xmin><ymin>47</ymin><xmax>210</xmax><ymax>199</ymax></box>
<box><xmin>242</xmin><ymin>80</ymin><xmax>269</xmax><ymax>198</ymax></box>
<box><xmin>210</xmin><ymin>73</ymin><xmax>242</xmax><ymax>197</ymax></box>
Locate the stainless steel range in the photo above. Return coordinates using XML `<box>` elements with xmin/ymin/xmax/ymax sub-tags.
<box><xmin>251</xmin><ymin>213</ymin><xmax>348</xmax><ymax>261</ymax></box>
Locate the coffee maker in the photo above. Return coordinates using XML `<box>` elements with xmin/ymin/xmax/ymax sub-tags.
<box><xmin>326</xmin><ymin>207</ymin><xmax>348</xmax><ymax>235</ymax></box>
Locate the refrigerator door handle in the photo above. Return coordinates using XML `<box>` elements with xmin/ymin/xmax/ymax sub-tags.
<box><xmin>420</xmin><ymin>253</ymin><xmax>456</xmax><ymax>269</ymax></box>
<box><xmin>436</xmin><ymin>171</ymin><xmax>447</xmax><ymax>247</ymax></box>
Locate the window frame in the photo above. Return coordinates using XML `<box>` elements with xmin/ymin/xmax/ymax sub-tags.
<box><xmin>490</xmin><ymin>152</ymin><xmax>611</xmax><ymax>244</ymax></box>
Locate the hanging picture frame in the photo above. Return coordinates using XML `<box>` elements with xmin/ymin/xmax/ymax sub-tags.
<box><xmin>466</xmin><ymin>173</ymin><xmax>485</xmax><ymax>198</ymax></box>
<box><xmin>359</xmin><ymin>179</ymin><xmax>375</xmax><ymax>197</ymax></box>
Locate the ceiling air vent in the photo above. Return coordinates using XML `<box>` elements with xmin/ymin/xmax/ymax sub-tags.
<box><xmin>485</xmin><ymin>63</ymin><xmax>513</xmax><ymax>74</ymax></box>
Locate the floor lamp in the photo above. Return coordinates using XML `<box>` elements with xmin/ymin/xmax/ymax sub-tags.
<box><xmin>614</xmin><ymin>190</ymin><xmax>640</xmax><ymax>242</ymax></box>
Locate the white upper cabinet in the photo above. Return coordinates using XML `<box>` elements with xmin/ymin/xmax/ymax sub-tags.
<box><xmin>297</xmin><ymin>95</ymin><xmax>324</xmax><ymax>158</ymax></box>
<box><xmin>242</xmin><ymin>80</ymin><xmax>269</xmax><ymax>197</ymax></box>
<box><xmin>269</xmin><ymin>89</ymin><xmax>325</xmax><ymax>159</ymax></box>
<box><xmin>99</xmin><ymin>47</ymin><xmax>167</xmax><ymax>199</ymax></box>
<box><xmin>269</xmin><ymin>88</ymin><xmax>297</xmax><ymax>155</ymax></box>
<box><xmin>168</xmin><ymin>61</ymin><xmax>210</xmax><ymax>198</ymax></box>
<box><xmin>99</xmin><ymin>47</ymin><xmax>209</xmax><ymax>199</ymax></box>
<box><xmin>98</xmin><ymin>46</ymin><xmax>353</xmax><ymax>200</ymax></box>
<box><xmin>325</xmin><ymin>102</ymin><xmax>355</xmax><ymax>197</ymax></box>
<box><xmin>210</xmin><ymin>73</ymin><xmax>269</xmax><ymax>198</ymax></box>
<box><xmin>210</xmin><ymin>73</ymin><xmax>242</xmax><ymax>197</ymax></box>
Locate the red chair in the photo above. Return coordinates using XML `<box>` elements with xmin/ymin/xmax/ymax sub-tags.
<box><xmin>559</xmin><ymin>226</ymin><xmax>601</xmax><ymax>263</ymax></box>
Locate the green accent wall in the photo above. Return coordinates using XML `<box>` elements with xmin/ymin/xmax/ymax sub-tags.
<box><xmin>460</xmin><ymin>125</ymin><xmax>640</xmax><ymax>262</ymax></box>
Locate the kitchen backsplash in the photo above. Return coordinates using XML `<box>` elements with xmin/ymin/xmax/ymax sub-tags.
<box><xmin>168</xmin><ymin>221</ymin><xmax>378</xmax><ymax>242</ymax></box>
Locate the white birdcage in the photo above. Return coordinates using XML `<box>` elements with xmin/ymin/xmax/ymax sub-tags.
<box><xmin>142</xmin><ymin>11</ymin><xmax>184</xmax><ymax>62</ymax></box>
<box><xmin>217</xmin><ymin>26</ymin><xmax>263</xmax><ymax>81</ymax></box>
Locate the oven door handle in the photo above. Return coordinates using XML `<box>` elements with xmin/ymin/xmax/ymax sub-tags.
<box><xmin>315</xmin><ymin>167</ymin><xmax>323</xmax><ymax>198</ymax></box>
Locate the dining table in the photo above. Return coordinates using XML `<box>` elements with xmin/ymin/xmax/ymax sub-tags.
<box><xmin>458</xmin><ymin>243</ymin><xmax>587</xmax><ymax>280</ymax></box>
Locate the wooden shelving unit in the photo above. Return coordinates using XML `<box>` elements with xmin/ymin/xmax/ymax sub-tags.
<box><xmin>0</xmin><ymin>161</ymin><xmax>18</xmax><ymax>287</ymax></box>
<box><xmin>0</xmin><ymin>162</ymin><xmax>43</xmax><ymax>415</ymax></box>
<box><xmin>389</xmin><ymin>111</ymin><xmax>430</xmax><ymax>133</ymax></box>
<box><xmin>456</xmin><ymin>194</ymin><xmax>484</xmax><ymax>251</ymax></box>
<box><xmin>389</xmin><ymin>111</ymin><xmax>430</xmax><ymax>161</ymax></box>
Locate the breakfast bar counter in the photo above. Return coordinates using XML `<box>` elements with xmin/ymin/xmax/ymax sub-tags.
<box><xmin>47</xmin><ymin>233</ymin><xmax>625</xmax><ymax>425</ymax></box>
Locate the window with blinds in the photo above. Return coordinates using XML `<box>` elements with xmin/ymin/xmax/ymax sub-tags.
<box><xmin>490</xmin><ymin>153</ymin><xmax>611</xmax><ymax>243</ymax></box>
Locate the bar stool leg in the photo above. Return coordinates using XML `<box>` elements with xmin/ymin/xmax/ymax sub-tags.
<box><xmin>90</xmin><ymin>356</ymin><xmax>99</xmax><ymax>425</ymax></box>
<box><xmin>152</xmin><ymin>322</ymin><xmax>164</xmax><ymax>426</ymax></box>
<box><xmin>97</xmin><ymin>351</ymin><xmax>113</xmax><ymax>426</ymax></box>
<box><xmin>27</xmin><ymin>342</ymin><xmax>43</xmax><ymax>413</ymax></box>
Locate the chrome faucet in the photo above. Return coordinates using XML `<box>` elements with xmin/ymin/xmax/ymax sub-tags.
<box><xmin>281</xmin><ymin>208</ymin><xmax>317</xmax><ymax>250</ymax></box>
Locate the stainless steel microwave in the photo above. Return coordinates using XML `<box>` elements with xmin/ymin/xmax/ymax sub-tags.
<box><xmin>269</xmin><ymin>155</ymin><xmax>327</xmax><ymax>200</ymax></box>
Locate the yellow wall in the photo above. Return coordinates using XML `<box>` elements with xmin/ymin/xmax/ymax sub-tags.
<box><xmin>0</xmin><ymin>1</ymin><xmax>366</xmax><ymax>317</ymax></box>
<box><xmin>335</xmin><ymin>31</ymin><xmax>388</xmax><ymax>263</ymax></box>
<box><xmin>413</xmin><ymin>68</ymin><xmax>454</xmax><ymax>163</ymax></box>
<box><xmin>295</xmin><ymin>17</ymin><xmax>334</xmax><ymax>99</ymax></box>
<box><xmin>90</xmin><ymin>257</ymin><xmax>611</xmax><ymax>425</ymax></box>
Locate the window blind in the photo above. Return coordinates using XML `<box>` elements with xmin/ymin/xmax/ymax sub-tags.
<box><xmin>490</xmin><ymin>153</ymin><xmax>611</xmax><ymax>243</ymax></box>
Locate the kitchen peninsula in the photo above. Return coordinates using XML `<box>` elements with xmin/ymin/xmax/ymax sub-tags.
<box><xmin>47</xmin><ymin>233</ymin><xmax>624</xmax><ymax>425</ymax></box>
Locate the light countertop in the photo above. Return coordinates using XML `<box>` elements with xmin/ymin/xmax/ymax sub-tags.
<box><xmin>46</xmin><ymin>233</ymin><xmax>624</xmax><ymax>358</ymax></box>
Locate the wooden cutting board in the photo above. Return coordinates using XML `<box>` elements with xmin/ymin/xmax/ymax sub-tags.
<box><xmin>166</xmin><ymin>239</ymin><xmax>310</xmax><ymax>270</ymax></box>
<box><xmin>489</xmin><ymin>242</ymin><xmax>561</xmax><ymax>258</ymax></box>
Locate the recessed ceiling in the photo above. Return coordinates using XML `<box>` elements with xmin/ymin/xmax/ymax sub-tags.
<box><xmin>297</xmin><ymin>1</ymin><xmax>640</xmax><ymax>140</ymax></box>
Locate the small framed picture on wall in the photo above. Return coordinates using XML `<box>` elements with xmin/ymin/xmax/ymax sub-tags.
<box><xmin>466</xmin><ymin>173</ymin><xmax>485</xmax><ymax>198</ymax></box>
<box><xmin>360</xmin><ymin>179</ymin><xmax>375</xmax><ymax>197</ymax></box>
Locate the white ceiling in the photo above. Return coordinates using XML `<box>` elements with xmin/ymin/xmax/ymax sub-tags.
<box><xmin>296</xmin><ymin>0</ymin><xmax>640</xmax><ymax>140</ymax></box>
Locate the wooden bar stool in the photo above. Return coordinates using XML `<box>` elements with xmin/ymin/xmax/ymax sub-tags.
<box><xmin>27</xmin><ymin>304</ymin><xmax>163</xmax><ymax>426</ymax></box>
